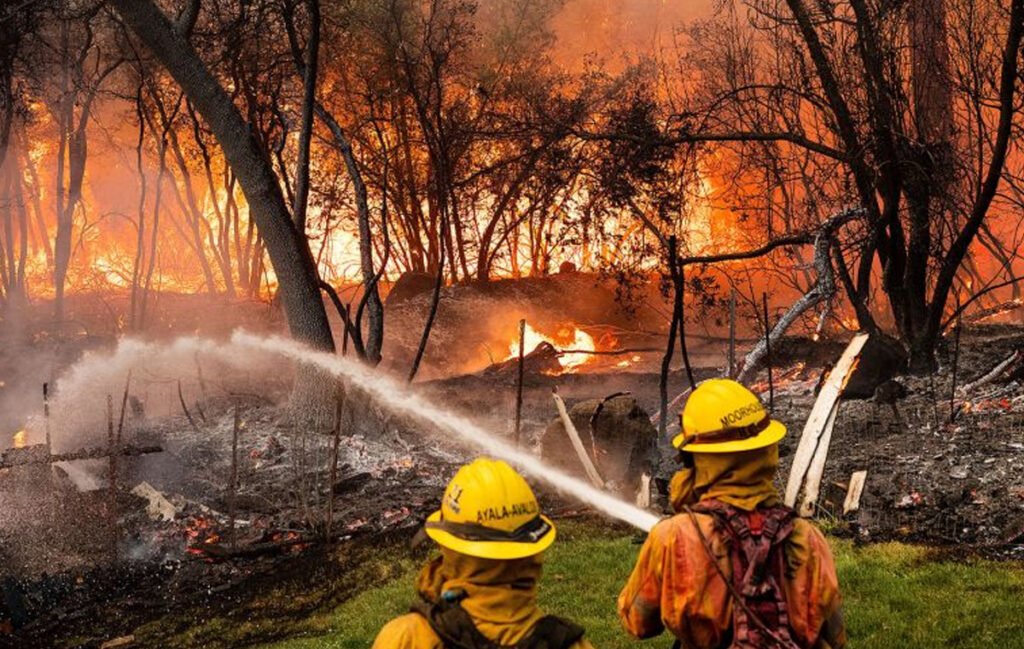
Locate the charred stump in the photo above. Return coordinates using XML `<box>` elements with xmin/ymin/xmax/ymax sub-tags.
<box><xmin>540</xmin><ymin>393</ymin><xmax>657</xmax><ymax>497</ymax></box>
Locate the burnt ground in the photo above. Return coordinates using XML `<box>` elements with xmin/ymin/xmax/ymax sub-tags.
<box><xmin>1</xmin><ymin>286</ymin><xmax>1023</xmax><ymax>646</ymax></box>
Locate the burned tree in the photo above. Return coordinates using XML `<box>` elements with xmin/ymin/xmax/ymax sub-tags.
<box><xmin>662</xmin><ymin>0</ymin><xmax>1024</xmax><ymax>372</ymax></box>
<box><xmin>111</xmin><ymin>0</ymin><xmax>335</xmax><ymax>361</ymax></box>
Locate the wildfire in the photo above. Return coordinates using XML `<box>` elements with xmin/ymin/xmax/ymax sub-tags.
<box><xmin>12</xmin><ymin>430</ymin><xmax>27</xmax><ymax>449</ymax></box>
<box><xmin>507</xmin><ymin>322</ymin><xmax>598</xmax><ymax>371</ymax></box>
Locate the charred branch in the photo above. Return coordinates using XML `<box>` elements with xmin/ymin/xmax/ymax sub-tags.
<box><xmin>738</xmin><ymin>207</ymin><xmax>864</xmax><ymax>382</ymax></box>
<box><xmin>0</xmin><ymin>443</ymin><xmax>162</xmax><ymax>469</ymax></box>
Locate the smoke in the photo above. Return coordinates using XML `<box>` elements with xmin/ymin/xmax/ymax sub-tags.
<box><xmin>232</xmin><ymin>331</ymin><xmax>661</xmax><ymax>532</ymax></box>
<box><xmin>35</xmin><ymin>336</ymin><xmax>291</xmax><ymax>454</ymax></box>
<box><xmin>550</xmin><ymin>0</ymin><xmax>717</xmax><ymax>71</ymax></box>
<box><xmin>35</xmin><ymin>330</ymin><xmax>660</xmax><ymax>531</ymax></box>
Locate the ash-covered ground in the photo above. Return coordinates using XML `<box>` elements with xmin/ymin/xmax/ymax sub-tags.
<box><xmin>1</xmin><ymin>278</ymin><xmax>1023</xmax><ymax>647</ymax></box>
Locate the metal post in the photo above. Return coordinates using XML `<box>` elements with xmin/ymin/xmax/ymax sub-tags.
<box><xmin>43</xmin><ymin>383</ymin><xmax>51</xmax><ymax>453</ymax></box>
<box><xmin>229</xmin><ymin>406</ymin><xmax>240</xmax><ymax>551</ymax></box>
<box><xmin>762</xmin><ymin>293</ymin><xmax>774</xmax><ymax>409</ymax></box>
<box><xmin>514</xmin><ymin>318</ymin><xmax>526</xmax><ymax>446</ymax></box>
<box><xmin>728</xmin><ymin>290</ymin><xmax>736</xmax><ymax>378</ymax></box>
<box><xmin>327</xmin><ymin>394</ymin><xmax>342</xmax><ymax>543</ymax></box>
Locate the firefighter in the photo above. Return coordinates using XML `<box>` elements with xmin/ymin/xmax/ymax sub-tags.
<box><xmin>372</xmin><ymin>457</ymin><xmax>594</xmax><ymax>649</ymax></box>
<box><xmin>618</xmin><ymin>379</ymin><xmax>847</xmax><ymax>649</ymax></box>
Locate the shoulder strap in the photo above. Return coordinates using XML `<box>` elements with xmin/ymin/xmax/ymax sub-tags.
<box><xmin>411</xmin><ymin>597</ymin><xmax>501</xmax><ymax>649</ymax></box>
<box><xmin>411</xmin><ymin>600</ymin><xmax>585</xmax><ymax>649</ymax></box>
<box><xmin>518</xmin><ymin>615</ymin><xmax>586</xmax><ymax>649</ymax></box>
<box><xmin>684</xmin><ymin>504</ymin><xmax>804</xmax><ymax>649</ymax></box>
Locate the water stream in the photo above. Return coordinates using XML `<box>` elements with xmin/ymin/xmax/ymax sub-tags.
<box><xmin>231</xmin><ymin>331</ymin><xmax>661</xmax><ymax>532</ymax></box>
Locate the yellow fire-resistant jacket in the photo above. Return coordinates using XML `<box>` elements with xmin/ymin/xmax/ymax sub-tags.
<box><xmin>372</xmin><ymin>549</ymin><xmax>594</xmax><ymax>649</ymax></box>
<box><xmin>619</xmin><ymin>449</ymin><xmax>847</xmax><ymax>649</ymax></box>
<box><xmin>617</xmin><ymin>511</ymin><xmax>846</xmax><ymax>649</ymax></box>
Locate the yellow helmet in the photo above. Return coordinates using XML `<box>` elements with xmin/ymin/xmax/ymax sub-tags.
<box><xmin>424</xmin><ymin>457</ymin><xmax>556</xmax><ymax>560</ymax></box>
<box><xmin>672</xmin><ymin>378</ymin><xmax>786</xmax><ymax>453</ymax></box>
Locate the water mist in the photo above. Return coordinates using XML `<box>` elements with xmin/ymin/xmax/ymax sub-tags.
<box><xmin>230</xmin><ymin>331</ymin><xmax>662</xmax><ymax>532</ymax></box>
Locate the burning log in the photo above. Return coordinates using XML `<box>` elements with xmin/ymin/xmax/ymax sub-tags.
<box><xmin>196</xmin><ymin>532</ymin><xmax>313</xmax><ymax>560</ymax></box>
<box><xmin>482</xmin><ymin>341</ymin><xmax>562</xmax><ymax>377</ymax></box>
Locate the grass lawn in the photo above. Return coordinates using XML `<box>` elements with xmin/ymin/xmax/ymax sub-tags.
<box><xmin>251</xmin><ymin>521</ymin><xmax>1024</xmax><ymax>649</ymax></box>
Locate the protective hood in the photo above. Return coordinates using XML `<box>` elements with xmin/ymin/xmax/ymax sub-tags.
<box><xmin>416</xmin><ymin>548</ymin><xmax>544</xmax><ymax>627</ymax></box>
<box><xmin>669</xmin><ymin>444</ymin><xmax>782</xmax><ymax>512</ymax></box>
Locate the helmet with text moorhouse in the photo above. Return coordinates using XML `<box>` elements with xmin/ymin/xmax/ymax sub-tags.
<box><xmin>672</xmin><ymin>378</ymin><xmax>787</xmax><ymax>453</ymax></box>
<box><xmin>424</xmin><ymin>457</ymin><xmax>556</xmax><ymax>560</ymax></box>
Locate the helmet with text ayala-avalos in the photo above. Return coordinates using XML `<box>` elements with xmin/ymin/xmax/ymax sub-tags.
<box><xmin>424</xmin><ymin>457</ymin><xmax>556</xmax><ymax>560</ymax></box>
<box><xmin>673</xmin><ymin>378</ymin><xmax>787</xmax><ymax>453</ymax></box>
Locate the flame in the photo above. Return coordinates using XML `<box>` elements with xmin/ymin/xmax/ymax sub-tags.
<box><xmin>12</xmin><ymin>430</ymin><xmax>27</xmax><ymax>449</ymax></box>
<box><xmin>507</xmin><ymin>322</ymin><xmax>598</xmax><ymax>371</ymax></box>
<box><xmin>616</xmin><ymin>354</ymin><xmax>642</xmax><ymax>368</ymax></box>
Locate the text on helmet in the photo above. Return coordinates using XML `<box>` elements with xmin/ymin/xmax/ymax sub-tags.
<box><xmin>476</xmin><ymin>501</ymin><xmax>538</xmax><ymax>524</ymax></box>
<box><xmin>719</xmin><ymin>402</ymin><xmax>763</xmax><ymax>427</ymax></box>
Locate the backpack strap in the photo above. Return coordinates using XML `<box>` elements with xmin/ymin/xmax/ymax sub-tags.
<box><xmin>518</xmin><ymin>615</ymin><xmax>586</xmax><ymax>649</ymax></box>
<box><xmin>685</xmin><ymin>503</ymin><xmax>803</xmax><ymax>649</ymax></box>
<box><xmin>411</xmin><ymin>594</ymin><xmax>501</xmax><ymax>649</ymax></box>
<box><xmin>411</xmin><ymin>594</ymin><xmax>585</xmax><ymax>649</ymax></box>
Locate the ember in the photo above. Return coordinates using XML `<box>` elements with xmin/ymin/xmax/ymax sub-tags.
<box><xmin>12</xmin><ymin>429</ymin><xmax>27</xmax><ymax>449</ymax></box>
<box><xmin>184</xmin><ymin>515</ymin><xmax>221</xmax><ymax>553</ymax></box>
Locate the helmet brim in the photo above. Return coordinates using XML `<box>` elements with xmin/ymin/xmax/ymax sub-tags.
<box><xmin>423</xmin><ymin>510</ymin><xmax>557</xmax><ymax>560</ymax></box>
<box><xmin>673</xmin><ymin>419</ymin><xmax>786</xmax><ymax>453</ymax></box>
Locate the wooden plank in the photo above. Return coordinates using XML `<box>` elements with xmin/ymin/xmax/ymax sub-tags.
<box><xmin>552</xmin><ymin>389</ymin><xmax>605</xmax><ymax>488</ymax></box>
<box><xmin>635</xmin><ymin>472</ymin><xmax>651</xmax><ymax>508</ymax></box>
<box><xmin>843</xmin><ymin>470</ymin><xmax>868</xmax><ymax>515</ymax></box>
<box><xmin>785</xmin><ymin>332</ymin><xmax>869</xmax><ymax>508</ymax></box>
<box><xmin>799</xmin><ymin>404</ymin><xmax>839</xmax><ymax>516</ymax></box>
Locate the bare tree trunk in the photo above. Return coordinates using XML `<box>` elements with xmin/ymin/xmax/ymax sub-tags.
<box><xmin>287</xmin><ymin>0</ymin><xmax>320</xmax><ymax>235</ymax></box>
<box><xmin>130</xmin><ymin>88</ymin><xmax>147</xmax><ymax>330</ymax></box>
<box><xmin>113</xmin><ymin>0</ymin><xmax>335</xmax><ymax>359</ymax></box>
<box><xmin>408</xmin><ymin>210</ymin><xmax>445</xmax><ymax>383</ymax></box>
<box><xmin>315</xmin><ymin>105</ymin><xmax>385</xmax><ymax>364</ymax></box>
<box><xmin>140</xmin><ymin>128</ymin><xmax>168</xmax><ymax>330</ymax></box>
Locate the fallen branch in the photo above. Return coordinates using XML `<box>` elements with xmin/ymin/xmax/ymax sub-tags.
<box><xmin>941</xmin><ymin>277</ymin><xmax>1024</xmax><ymax>331</ymax></box>
<box><xmin>1</xmin><ymin>443</ymin><xmax>163</xmax><ymax>468</ymax></box>
<box><xmin>678</xmin><ymin>231</ymin><xmax>814</xmax><ymax>267</ymax></box>
<box><xmin>649</xmin><ymin>386</ymin><xmax>694</xmax><ymax>429</ymax></box>
<box><xmin>959</xmin><ymin>350</ymin><xmax>1021</xmax><ymax>393</ymax></box>
<box><xmin>738</xmin><ymin>207</ymin><xmax>864</xmax><ymax>382</ymax></box>
<box><xmin>558</xmin><ymin>347</ymin><xmax>662</xmax><ymax>355</ymax></box>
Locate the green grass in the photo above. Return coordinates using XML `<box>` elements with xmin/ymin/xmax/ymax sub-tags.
<box><xmin>253</xmin><ymin>521</ymin><xmax>1024</xmax><ymax>649</ymax></box>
